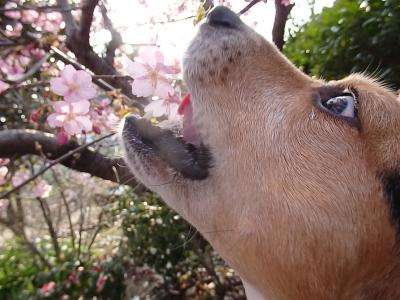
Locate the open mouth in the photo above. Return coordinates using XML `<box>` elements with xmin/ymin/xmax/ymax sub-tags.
<box><xmin>122</xmin><ymin>96</ymin><xmax>212</xmax><ymax>181</ymax></box>
<box><xmin>122</xmin><ymin>6</ymin><xmax>245</xmax><ymax>181</ymax></box>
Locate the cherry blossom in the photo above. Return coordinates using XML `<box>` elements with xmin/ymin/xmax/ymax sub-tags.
<box><xmin>281</xmin><ymin>0</ymin><xmax>291</xmax><ymax>6</ymax></box>
<box><xmin>144</xmin><ymin>92</ymin><xmax>180</xmax><ymax>120</ymax></box>
<box><xmin>36</xmin><ymin>12</ymin><xmax>62</xmax><ymax>32</ymax></box>
<box><xmin>0</xmin><ymin>158</ymin><xmax>10</xmax><ymax>166</ymax></box>
<box><xmin>21</xmin><ymin>10</ymin><xmax>40</xmax><ymax>23</ymax></box>
<box><xmin>47</xmin><ymin>100</ymin><xmax>93</xmax><ymax>136</ymax></box>
<box><xmin>0</xmin><ymin>81</ymin><xmax>10</xmax><ymax>94</ymax></box>
<box><xmin>33</xmin><ymin>179</ymin><xmax>52</xmax><ymax>199</ymax></box>
<box><xmin>12</xmin><ymin>170</ymin><xmax>30</xmax><ymax>187</ymax></box>
<box><xmin>0</xmin><ymin>199</ymin><xmax>10</xmax><ymax>211</ymax></box>
<box><xmin>90</xmin><ymin>99</ymin><xmax>120</xmax><ymax>133</ymax></box>
<box><xmin>68</xmin><ymin>272</ymin><xmax>80</xmax><ymax>285</ymax></box>
<box><xmin>50</xmin><ymin>65</ymin><xmax>96</xmax><ymax>103</ymax></box>
<box><xmin>40</xmin><ymin>281</ymin><xmax>56</xmax><ymax>297</ymax></box>
<box><xmin>126</xmin><ymin>46</ymin><xmax>178</xmax><ymax>98</ymax></box>
<box><xmin>96</xmin><ymin>274</ymin><xmax>108</xmax><ymax>292</ymax></box>
<box><xmin>3</xmin><ymin>2</ymin><xmax>21</xmax><ymax>19</ymax></box>
<box><xmin>5</xmin><ymin>22</ymin><xmax>23</xmax><ymax>38</ymax></box>
<box><xmin>0</xmin><ymin>166</ymin><xmax>8</xmax><ymax>185</ymax></box>
<box><xmin>0</xmin><ymin>57</ymin><xmax>25</xmax><ymax>80</ymax></box>
<box><xmin>56</xmin><ymin>130</ymin><xmax>69</xmax><ymax>145</ymax></box>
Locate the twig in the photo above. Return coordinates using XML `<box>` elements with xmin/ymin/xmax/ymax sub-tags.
<box><xmin>0</xmin><ymin>133</ymin><xmax>115</xmax><ymax>200</ymax></box>
<box><xmin>37</xmin><ymin>197</ymin><xmax>61</xmax><ymax>260</ymax></box>
<box><xmin>86</xmin><ymin>211</ymin><xmax>103</xmax><ymax>253</ymax></box>
<box><xmin>92</xmin><ymin>74</ymin><xmax>132</xmax><ymax>80</ymax></box>
<box><xmin>52</xmin><ymin>169</ymin><xmax>76</xmax><ymax>251</ymax></box>
<box><xmin>272</xmin><ymin>0</ymin><xmax>295</xmax><ymax>50</ymax></box>
<box><xmin>0</xmin><ymin>81</ymin><xmax>49</xmax><ymax>96</ymax></box>
<box><xmin>56</xmin><ymin>0</ymin><xmax>78</xmax><ymax>36</ymax></box>
<box><xmin>5</xmin><ymin>53</ymin><xmax>52</xmax><ymax>84</ymax></box>
<box><xmin>136</xmin><ymin>15</ymin><xmax>195</xmax><ymax>26</ymax></box>
<box><xmin>77</xmin><ymin>196</ymin><xmax>85</xmax><ymax>259</ymax></box>
<box><xmin>99</xmin><ymin>3</ymin><xmax>123</xmax><ymax>64</ymax></box>
<box><xmin>238</xmin><ymin>0</ymin><xmax>263</xmax><ymax>15</ymax></box>
<box><xmin>79</xmin><ymin>0</ymin><xmax>100</xmax><ymax>44</ymax></box>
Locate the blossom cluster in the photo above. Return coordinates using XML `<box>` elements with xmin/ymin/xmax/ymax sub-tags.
<box><xmin>0</xmin><ymin>160</ymin><xmax>52</xmax><ymax>210</ymax></box>
<box><xmin>4</xmin><ymin>2</ymin><xmax>62</xmax><ymax>35</ymax></box>
<box><xmin>46</xmin><ymin>65</ymin><xmax>119</xmax><ymax>144</ymax></box>
<box><xmin>126</xmin><ymin>46</ymin><xmax>182</xmax><ymax>120</ymax></box>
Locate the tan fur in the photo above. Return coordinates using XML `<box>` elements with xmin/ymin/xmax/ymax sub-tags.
<box><xmin>121</xmin><ymin>16</ymin><xmax>400</xmax><ymax>300</ymax></box>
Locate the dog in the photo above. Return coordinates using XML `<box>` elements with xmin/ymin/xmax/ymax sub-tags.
<box><xmin>120</xmin><ymin>6</ymin><xmax>400</xmax><ymax>299</ymax></box>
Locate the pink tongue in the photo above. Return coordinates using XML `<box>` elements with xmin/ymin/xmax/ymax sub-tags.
<box><xmin>178</xmin><ymin>94</ymin><xmax>200</xmax><ymax>146</ymax></box>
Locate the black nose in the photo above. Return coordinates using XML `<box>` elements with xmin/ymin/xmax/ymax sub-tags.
<box><xmin>207</xmin><ymin>6</ymin><xmax>242</xmax><ymax>29</ymax></box>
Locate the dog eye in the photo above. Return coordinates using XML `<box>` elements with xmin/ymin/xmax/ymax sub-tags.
<box><xmin>316</xmin><ymin>88</ymin><xmax>359</xmax><ymax>128</ymax></box>
<box><xmin>322</xmin><ymin>93</ymin><xmax>355</xmax><ymax>118</ymax></box>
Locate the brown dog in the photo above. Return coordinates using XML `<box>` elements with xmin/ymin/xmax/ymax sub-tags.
<box><xmin>121</xmin><ymin>6</ymin><xmax>400</xmax><ymax>299</ymax></box>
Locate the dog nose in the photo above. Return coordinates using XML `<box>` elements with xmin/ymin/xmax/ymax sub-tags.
<box><xmin>207</xmin><ymin>6</ymin><xmax>242</xmax><ymax>29</ymax></box>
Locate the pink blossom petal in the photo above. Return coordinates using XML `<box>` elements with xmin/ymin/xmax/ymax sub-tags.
<box><xmin>75</xmin><ymin>70</ymin><xmax>92</xmax><ymax>85</ymax></box>
<box><xmin>153</xmin><ymin>77</ymin><xmax>174</xmax><ymax>99</ymax></box>
<box><xmin>4</xmin><ymin>3</ymin><xmax>21</xmax><ymax>19</ymax></box>
<box><xmin>126</xmin><ymin>61</ymin><xmax>149</xmax><ymax>79</ymax></box>
<box><xmin>77</xmin><ymin>85</ymin><xmax>96</xmax><ymax>100</ymax></box>
<box><xmin>57</xmin><ymin>130</ymin><xmax>69</xmax><ymax>145</ymax></box>
<box><xmin>0</xmin><ymin>81</ymin><xmax>10</xmax><ymax>94</ymax></box>
<box><xmin>75</xmin><ymin>116</ymin><xmax>92</xmax><ymax>132</ymax></box>
<box><xmin>47</xmin><ymin>113</ymin><xmax>66</xmax><ymax>127</ymax></box>
<box><xmin>64</xmin><ymin>119</ymin><xmax>81</xmax><ymax>135</ymax></box>
<box><xmin>71</xmin><ymin>100</ymin><xmax>90</xmax><ymax>114</ymax></box>
<box><xmin>139</xmin><ymin>46</ymin><xmax>164</xmax><ymax>69</ymax></box>
<box><xmin>61</xmin><ymin>65</ymin><xmax>77</xmax><ymax>84</ymax></box>
<box><xmin>53</xmin><ymin>101</ymin><xmax>70</xmax><ymax>114</ymax></box>
<box><xmin>144</xmin><ymin>99</ymin><xmax>167</xmax><ymax>118</ymax></box>
<box><xmin>33</xmin><ymin>179</ymin><xmax>52</xmax><ymax>198</ymax></box>
<box><xmin>166</xmin><ymin>103</ymin><xmax>179</xmax><ymax>120</ymax></box>
<box><xmin>12</xmin><ymin>171</ymin><xmax>30</xmax><ymax>187</ymax></box>
<box><xmin>0</xmin><ymin>199</ymin><xmax>10</xmax><ymax>210</ymax></box>
<box><xmin>64</xmin><ymin>92</ymin><xmax>84</xmax><ymax>103</ymax></box>
<box><xmin>132</xmin><ymin>79</ymin><xmax>155</xmax><ymax>97</ymax></box>
<box><xmin>50</xmin><ymin>77</ymin><xmax>68</xmax><ymax>96</ymax></box>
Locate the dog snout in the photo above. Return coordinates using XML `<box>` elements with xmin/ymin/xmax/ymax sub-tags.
<box><xmin>207</xmin><ymin>6</ymin><xmax>242</xmax><ymax>29</ymax></box>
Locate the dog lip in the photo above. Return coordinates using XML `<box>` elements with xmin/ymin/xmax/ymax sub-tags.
<box><xmin>122</xmin><ymin>116</ymin><xmax>212</xmax><ymax>180</ymax></box>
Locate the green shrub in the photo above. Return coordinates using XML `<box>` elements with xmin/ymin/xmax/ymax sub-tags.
<box><xmin>285</xmin><ymin>0</ymin><xmax>400</xmax><ymax>87</ymax></box>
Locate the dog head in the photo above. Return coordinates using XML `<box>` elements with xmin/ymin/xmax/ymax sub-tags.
<box><xmin>121</xmin><ymin>6</ymin><xmax>400</xmax><ymax>299</ymax></box>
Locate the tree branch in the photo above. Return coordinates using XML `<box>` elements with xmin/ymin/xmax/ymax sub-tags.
<box><xmin>0</xmin><ymin>130</ymin><xmax>142</xmax><ymax>195</ymax></box>
<box><xmin>55</xmin><ymin>0</ymin><xmax>145</xmax><ymax>108</ymax></box>
<box><xmin>56</xmin><ymin>0</ymin><xmax>78</xmax><ymax>36</ymax></box>
<box><xmin>272</xmin><ymin>0</ymin><xmax>294</xmax><ymax>51</ymax></box>
<box><xmin>99</xmin><ymin>3</ymin><xmax>123</xmax><ymax>65</ymax></box>
<box><xmin>238</xmin><ymin>0</ymin><xmax>262</xmax><ymax>15</ymax></box>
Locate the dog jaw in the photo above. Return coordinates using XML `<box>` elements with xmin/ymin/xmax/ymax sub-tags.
<box><xmin>121</xmin><ymin>6</ymin><xmax>400</xmax><ymax>300</ymax></box>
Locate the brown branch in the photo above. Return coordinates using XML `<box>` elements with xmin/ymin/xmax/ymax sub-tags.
<box><xmin>37</xmin><ymin>197</ymin><xmax>61</xmax><ymax>260</ymax></box>
<box><xmin>55</xmin><ymin>0</ymin><xmax>145</xmax><ymax>108</ymax></box>
<box><xmin>272</xmin><ymin>0</ymin><xmax>294</xmax><ymax>51</ymax></box>
<box><xmin>0</xmin><ymin>130</ymin><xmax>142</xmax><ymax>198</ymax></box>
<box><xmin>79</xmin><ymin>0</ymin><xmax>99</xmax><ymax>44</ymax></box>
<box><xmin>4</xmin><ymin>53</ymin><xmax>51</xmax><ymax>84</ymax></box>
<box><xmin>56</xmin><ymin>0</ymin><xmax>78</xmax><ymax>36</ymax></box>
<box><xmin>52</xmin><ymin>169</ymin><xmax>76</xmax><ymax>251</ymax></box>
<box><xmin>238</xmin><ymin>0</ymin><xmax>262</xmax><ymax>15</ymax></box>
<box><xmin>99</xmin><ymin>3</ymin><xmax>123</xmax><ymax>65</ymax></box>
